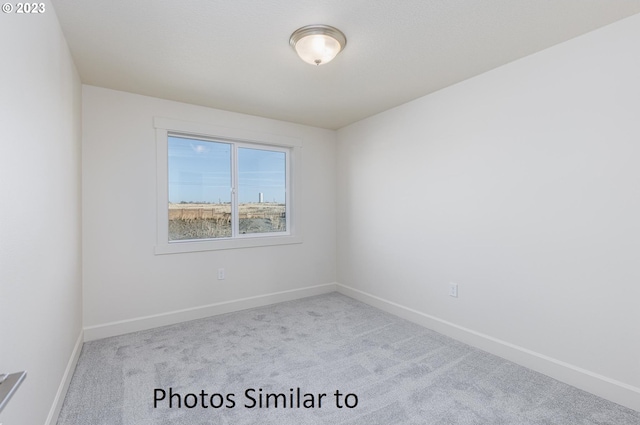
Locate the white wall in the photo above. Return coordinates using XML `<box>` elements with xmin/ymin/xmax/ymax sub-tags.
<box><xmin>82</xmin><ymin>86</ymin><xmax>337</xmax><ymax>334</ymax></box>
<box><xmin>0</xmin><ymin>2</ymin><xmax>83</xmax><ymax>424</ymax></box>
<box><xmin>336</xmin><ymin>14</ymin><xmax>640</xmax><ymax>410</ymax></box>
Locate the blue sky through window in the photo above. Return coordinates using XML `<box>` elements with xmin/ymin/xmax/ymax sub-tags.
<box><xmin>168</xmin><ymin>136</ymin><xmax>286</xmax><ymax>204</ymax></box>
<box><xmin>238</xmin><ymin>147</ymin><xmax>286</xmax><ymax>204</ymax></box>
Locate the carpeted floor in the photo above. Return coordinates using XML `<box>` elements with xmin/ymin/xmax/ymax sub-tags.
<box><xmin>57</xmin><ymin>293</ymin><xmax>639</xmax><ymax>424</ymax></box>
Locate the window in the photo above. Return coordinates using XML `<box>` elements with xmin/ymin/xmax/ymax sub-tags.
<box><xmin>168</xmin><ymin>135</ymin><xmax>289</xmax><ymax>240</ymax></box>
<box><xmin>155</xmin><ymin>118</ymin><xmax>302</xmax><ymax>254</ymax></box>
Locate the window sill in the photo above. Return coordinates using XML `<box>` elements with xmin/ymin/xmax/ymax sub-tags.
<box><xmin>155</xmin><ymin>234</ymin><xmax>303</xmax><ymax>255</ymax></box>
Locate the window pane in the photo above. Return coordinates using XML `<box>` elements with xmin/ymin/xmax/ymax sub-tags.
<box><xmin>238</xmin><ymin>147</ymin><xmax>286</xmax><ymax>234</ymax></box>
<box><xmin>168</xmin><ymin>136</ymin><xmax>231</xmax><ymax>240</ymax></box>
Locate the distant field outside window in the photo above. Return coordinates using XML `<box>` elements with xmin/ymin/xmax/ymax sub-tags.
<box><xmin>238</xmin><ymin>147</ymin><xmax>286</xmax><ymax>235</ymax></box>
<box><xmin>168</xmin><ymin>135</ymin><xmax>288</xmax><ymax>242</ymax></box>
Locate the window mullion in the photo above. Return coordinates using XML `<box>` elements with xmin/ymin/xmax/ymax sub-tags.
<box><xmin>285</xmin><ymin>150</ymin><xmax>291</xmax><ymax>234</ymax></box>
<box><xmin>231</xmin><ymin>143</ymin><xmax>239</xmax><ymax>238</ymax></box>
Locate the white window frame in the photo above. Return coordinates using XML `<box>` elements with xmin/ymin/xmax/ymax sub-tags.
<box><xmin>154</xmin><ymin>117</ymin><xmax>303</xmax><ymax>254</ymax></box>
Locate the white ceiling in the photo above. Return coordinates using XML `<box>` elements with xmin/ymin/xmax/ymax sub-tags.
<box><xmin>51</xmin><ymin>0</ymin><xmax>640</xmax><ymax>130</ymax></box>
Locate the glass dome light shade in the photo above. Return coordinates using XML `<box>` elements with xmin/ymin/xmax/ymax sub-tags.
<box><xmin>290</xmin><ymin>25</ymin><xmax>346</xmax><ymax>66</ymax></box>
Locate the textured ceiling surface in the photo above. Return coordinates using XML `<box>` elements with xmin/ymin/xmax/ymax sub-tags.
<box><xmin>51</xmin><ymin>0</ymin><xmax>640</xmax><ymax>129</ymax></box>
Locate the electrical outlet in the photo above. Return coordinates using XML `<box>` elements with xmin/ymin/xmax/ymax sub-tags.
<box><xmin>217</xmin><ymin>268</ymin><xmax>225</xmax><ymax>280</ymax></box>
<box><xmin>449</xmin><ymin>282</ymin><xmax>458</xmax><ymax>298</ymax></box>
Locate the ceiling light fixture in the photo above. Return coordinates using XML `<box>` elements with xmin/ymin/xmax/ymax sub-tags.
<box><xmin>289</xmin><ymin>25</ymin><xmax>347</xmax><ymax>66</ymax></box>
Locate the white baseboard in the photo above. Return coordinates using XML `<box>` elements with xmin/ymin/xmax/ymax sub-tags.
<box><xmin>336</xmin><ymin>283</ymin><xmax>640</xmax><ymax>412</ymax></box>
<box><xmin>84</xmin><ymin>283</ymin><xmax>337</xmax><ymax>342</ymax></box>
<box><xmin>45</xmin><ymin>329</ymin><xmax>84</xmax><ymax>425</ymax></box>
